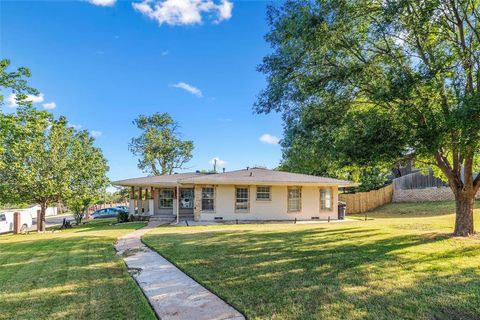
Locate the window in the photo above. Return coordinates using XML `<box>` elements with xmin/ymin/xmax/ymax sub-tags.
<box><xmin>235</xmin><ymin>187</ymin><xmax>249</xmax><ymax>212</ymax></box>
<box><xmin>159</xmin><ymin>189</ymin><xmax>174</xmax><ymax>208</ymax></box>
<box><xmin>287</xmin><ymin>187</ymin><xmax>301</xmax><ymax>212</ymax></box>
<box><xmin>320</xmin><ymin>188</ymin><xmax>332</xmax><ymax>211</ymax></box>
<box><xmin>256</xmin><ymin>186</ymin><xmax>271</xmax><ymax>201</ymax></box>
<box><xmin>0</xmin><ymin>214</ymin><xmax>5</xmax><ymax>222</ymax></box>
<box><xmin>202</xmin><ymin>187</ymin><xmax>215</xmax><ymax>211</ymax></box>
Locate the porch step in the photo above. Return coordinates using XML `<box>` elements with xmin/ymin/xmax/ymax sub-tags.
<box><xmin>150</xmin><ymin>215</ymin><xmax>176</xmax><ymax>222</ymax></box>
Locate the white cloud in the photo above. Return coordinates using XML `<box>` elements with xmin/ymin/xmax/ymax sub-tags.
<box><xmin>215</xmin><ymin>0</ymin><xmax>232</xmax><ymax>22</ymax></box>
<box><xmin>132</xmin><ymin>0</ymin><xmax>233</xmax><ymax>26</ymax></box>
<box><xmin>259</xmin><ymin>134</ymin><xmax>280</xmax><ymax>145</ymax></box>
<box><xmin>87</xmin><ymin>0</ymin><xmax>116</xmax><ymax>6</ymax></box>
<box><xmin>209</xmin><ymin>157</ymin><xmax>227</xmax><ymax>167</ymax></box>
<box><xmin>7</xmin><ymin>93</ymin><xmax>45</xmax><ymax>107</ymax></box>
<box><xmin>172</xmin><ymin>82</ymin><xmax>203</xmax><ymax>97</ymax></box>
<box><xmin>68</xmin><ymin>123</ymin><xmax>82</xmax><ymax>130</ymax></box>
<box><xmin>42</xmin><ymin>102</ymin><xmax>57</xmax><ymax>110</ymax></box>
<box><xmin>90</xmin><ymin>130</ymin><xmax>103</xmax><ymax>138</ymax></box>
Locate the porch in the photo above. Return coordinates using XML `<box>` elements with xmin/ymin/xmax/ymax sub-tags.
<box><xmin>128</xmin><ymin>186</ymin><xmax>195</xmax><ymax>220</ymax></box>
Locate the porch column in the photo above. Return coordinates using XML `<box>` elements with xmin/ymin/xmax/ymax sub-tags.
<box><xmin>193</xmin><ymin>185</ymin><xmax>202</xmax><ymax>221</ymax></box>
<box><xmin>176</xmin><ymin>185</ymin><xmax>180</xmax><ymax>223</ymax></box>
<box><xmin>129</xmin><ymin>186</ymin><xmax>135</xmax><ymax>215</ymax></box>
<box><xmin>139</xmin><ymin>187</ymin><xmax>143</xmax><ymax>214</ymax></box>
<box><xmin>149</xmin><ymin>186</ymin><xmax>155</xmax><ymax>216</ymax></box>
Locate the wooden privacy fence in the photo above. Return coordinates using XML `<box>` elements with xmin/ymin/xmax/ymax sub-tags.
<box><xmin>339</xmin><ymin>184</ymin><xmax>393</xmax><ymax>214</ymax></box>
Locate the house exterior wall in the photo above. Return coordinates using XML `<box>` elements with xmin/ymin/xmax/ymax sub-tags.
<box><xmin>197</xmin><ymin>184</ymin><xmax>339</xmax><ymax>221</ymax></box>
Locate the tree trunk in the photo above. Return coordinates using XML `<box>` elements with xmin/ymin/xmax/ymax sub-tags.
<box><xmin>39</xmin><ymin>201</ymin><xmax>47</xmax><ymax>232</ymax></box>
<box><xmin>454</xmin><ymin>191</ymin><xmax>475</xmax><ymax>236</ymax></box>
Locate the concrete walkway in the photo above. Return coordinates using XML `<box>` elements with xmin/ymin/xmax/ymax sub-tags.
<box><xmin>115</xmin><ymin>221</ymin><xmax>245</xmax><ymax>320</ymax></box>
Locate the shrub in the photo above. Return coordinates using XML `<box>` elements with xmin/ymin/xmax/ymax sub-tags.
<box><xmin>117</xmin><ymin>211</ymin><xmax>129</xmax><ymax>223</ymax></box>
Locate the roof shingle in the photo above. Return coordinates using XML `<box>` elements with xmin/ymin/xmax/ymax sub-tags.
<box><xmin>112</xmin><ymin>168</ymin><xmax>355</xmax><ymax>187</ymax></box>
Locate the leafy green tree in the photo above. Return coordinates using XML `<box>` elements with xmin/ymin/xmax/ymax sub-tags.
<box><xmin>0</xmin><ymin>59</ymin><xmax>39</xmax><ymax>194</ymax></box>
<box><xmin>0</xmin><ymin>59</ymin><xmax>39</xmax><ymax>109</ymax></box>
<box><xmin>257</xmin><ymin>0</ymin><xmax>480</xmax><ymax>236</ymax></box>
<box><xmin>129</xmin><ymin>113</ymin><xmax>193</xmax><ymax>175</ymax></box>
<box><xmin>0</xmin><ymin>107</ymin><xmax>109</xmax><ymax>231</ymax></box>
<box><xmin>66</xmin><ymin>131</ymin><xmax>109</xmax><ymax>225</ymax></box>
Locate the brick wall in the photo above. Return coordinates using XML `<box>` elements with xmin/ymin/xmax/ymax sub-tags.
<box><xmin>393</xmin><ymin>187</ymin><xmax>480</xmax><ymax>202</ymax></box>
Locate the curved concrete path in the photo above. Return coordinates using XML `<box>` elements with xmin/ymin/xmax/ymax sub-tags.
<box><xmin>115</xmin><ymin>221</ymin><xmax>244</xmax><ymax>320</ymax></box>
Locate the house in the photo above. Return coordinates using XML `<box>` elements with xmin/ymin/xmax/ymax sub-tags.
<box><xmin>112</xmin><ymin>168</ymin><xmax>355</xmax><ymax>222</ymax></box>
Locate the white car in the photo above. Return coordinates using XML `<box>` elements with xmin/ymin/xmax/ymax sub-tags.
<box><xmin>0</xmin><ymin>211</ymin><xmax>32</xmax><ymax>234</ymax></box>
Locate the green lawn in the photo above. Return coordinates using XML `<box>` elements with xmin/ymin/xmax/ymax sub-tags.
<box><xmin>143</xmin><ymin>201</ymin><xmax>480</xmax><ymax>320</ymax></box>
<box><xmin>0</xmin><ymin>219</ymin><xmax>156</xmax><ymax>320</ymax></box>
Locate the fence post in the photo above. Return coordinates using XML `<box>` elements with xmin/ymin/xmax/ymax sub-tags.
<box><xmin>36</xmin><ymin>209</ymin><xmax>42</xmax><ymax>232</ymax></box>
<box><xmin>13</xmin><ymin>212</ymin><xmax>21</xmax><ymax>234</ymax></box>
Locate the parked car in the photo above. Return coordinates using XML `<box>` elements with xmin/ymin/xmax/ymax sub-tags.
<box><xmin>115</xmin><ymin>205</ymin><xmax>129</xmax><ymax>212</ymax></box>
<box><xmin>91</xmin><ymin>207</ymin><xmax>126</xmax><ymax>219</ymax></box>
<box><xmin>0</xmin><ymin>211</ymin><xmax>32</xmax><ymax>234</ymax></box>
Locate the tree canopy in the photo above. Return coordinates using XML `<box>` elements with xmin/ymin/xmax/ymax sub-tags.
<box><xmin>1</xmin><ymin>60</ymin><xmax>109</xmax><ymax>230</ymax></box>
<box><xmin>129</xmin><ymin>113</ymin><xmax>193</xmax><ymax>175</ymax></box>
<box><xmin>257</xmin><ymin>0</ymin><xmax>480</xmax><ymax>235</ymax></box>
<box><xmin>0</xmin><ymin>106</ymin><xmax>109</xmax><ymax>230</ymax></box>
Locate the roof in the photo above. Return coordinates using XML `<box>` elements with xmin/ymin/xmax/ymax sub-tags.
<box><xmin>112</xmin><ymin>172</ymin><xmax>206</xmax><ymax>187</ymax></box>
<box><xmin>112</xmin><ymin>168</ymin><xmax>356</xmax><ymax>187</ymax></box>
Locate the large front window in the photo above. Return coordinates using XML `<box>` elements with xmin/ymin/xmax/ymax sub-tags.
<box><xmin>235</xmin><ymin>187</ymin><xmax>249</xmax><ymax>212</ymax></box>
<box><xmin>159</xmin><ymin>189</ymin><xmax>174</xmax><ymax>209</ymax></box>
<box><xmin>202</xmin><ymin>187</ymin><xmax>215</xmax><ymax>211</ymax></box>
<box><xmin>320</xmin><ymin>188</ymin><xmax>332</xmax><ymax>210</ymax></box>
<box><xmin>287</xmin><ymin>187</ymin><xmax>301</xmax><ymax>212</ymax></box>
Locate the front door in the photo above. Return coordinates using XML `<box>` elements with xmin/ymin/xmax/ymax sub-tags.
<box><xmin>180</xmin><ymin>188</ymin><xmax>194</xmax><ymax>214</ymax></box>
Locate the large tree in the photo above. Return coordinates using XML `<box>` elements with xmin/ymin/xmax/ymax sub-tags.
<box><xmin>0</xmin><ymin>106</ymin><xmax>109</xmax><ymax>231</ymax></box>
<box><xmin>256</xmin><ymin>0</ymin><xmax>480</xmax><ymax>236</ymax></box>
<box><xmin>129</xmin><ymin>113</ymin><xmax>193</xmax><ymax>175</ymax></box>
<box><xmin>66</xmin><ymin>131</ymin><xmax>110</xmax><ymax>225</ymax></box>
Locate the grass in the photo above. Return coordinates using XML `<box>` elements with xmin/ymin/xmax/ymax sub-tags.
<box><xmin>0</xmin><ymin>219</ymin><xmax>156</xmax><ymax>320</ymax></box>
<box><xmin>143</xmin><ymin>201</ymin><xmax>480</xmax><ymax>320</ymax></box>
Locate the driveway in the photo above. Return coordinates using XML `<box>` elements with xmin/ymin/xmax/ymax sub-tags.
<box><xmin>32</xmin><ymin>214</ymin><xmax>74</xmax><ymax>229</ymax></box>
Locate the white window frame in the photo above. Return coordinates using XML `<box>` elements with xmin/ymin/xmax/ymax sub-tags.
<box><xmin>287</xmin><ymin>187</ymin><xmax>302</xmax><ymax>212</ymax></box>
<box><xmin>256</xmin><ymin>186</ymin><xmax>271</xmax><ymax>201</ymax></box>
<box><xmin>201</xmin><ymin>187</ymin><xmax>215</xmax><ymax>212</ymax></box>
<box><xmin>235</xmin><ymin>186</ymin><xmax>250</xmax><ymax>213</ymax></box>
<box><xmin>158</xmin><ymin>188</ymin><xmax>174</xmax><ymax>209</ymax></box>
<box><xmin>320</xmin><ymin>188</ymin><xmax>332</xmax><ymax>211</ymax></box>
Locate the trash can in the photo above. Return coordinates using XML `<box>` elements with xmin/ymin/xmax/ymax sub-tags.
<box><xmin>338</xmin><ymin>201</ymin><xmax>346</xmax><ymax>220</ymax></box>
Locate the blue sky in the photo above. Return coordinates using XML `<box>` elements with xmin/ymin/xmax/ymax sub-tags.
<box><xmin>1</xmin><ymin>0</ymin><xmax>283</xmax><ymax>182</ymax></box>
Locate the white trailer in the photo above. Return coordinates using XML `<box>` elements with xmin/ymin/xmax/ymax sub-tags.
<box><xmin>0</xmin><ymin>211</ymin><xmax>32</xmax><ymax>234</ymax></box>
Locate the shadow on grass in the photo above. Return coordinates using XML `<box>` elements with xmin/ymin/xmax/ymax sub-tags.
<box><xmin>144</xmin><ymin>225</ymin><xmax>480</xmax><ymax>320</ymax></box>
<box><xmin>0</xmin><ymin>223</ymin><xmax>155</xmax><ymax>320</ymax></box>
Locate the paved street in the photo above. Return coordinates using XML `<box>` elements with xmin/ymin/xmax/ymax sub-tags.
<box><xmin>32</xmin><ymin>214</ymin><xmax>74</xmax><ymax>229</ymax></box>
